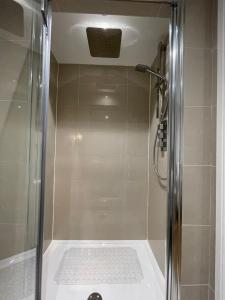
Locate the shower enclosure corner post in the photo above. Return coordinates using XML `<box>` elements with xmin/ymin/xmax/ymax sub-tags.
<box><xmin>166</xmin><ymin>1</ymin><xmax>184</xmax><ymax>300</ymax></box>
<box><xmin>36</xmin><ymin>1</ymin><xmax>52</xmax><ymax>300</ymax></box>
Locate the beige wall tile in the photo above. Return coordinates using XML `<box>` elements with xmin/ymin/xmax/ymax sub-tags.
<box><xmin>208</xmin><ymin>287</ymin><xmax>215</xmax><ymax>300</ymax></box>
<box><xmin>128</xmin><ymin>85</ymin><xmax>149</xmax><ymax>122</ymax></box>
<box><xmin>78</xmin><ymin>127</ymin><xmax>126</xmax><ymax>157</ymax></box>
<box><xmin>0</xmin><ymin>224</ymin><xmax>27</xmax><ymax>259</ymax></box>
<box><xmin>183</xmin><ymin>166</ymin><xmax>210</xmax><ymax>225</ymax></box>
<box><xmin>211</xmin><ymin>106</ymin><xmax>217</xmax><ymax>166</ymax></box>
<box><xmin>210</xmin><ymin>167</ymin><xmax>216</xmax><ymax>228</ymax></box>
<box><xmin>209</xmin><ymin>167</ymin><xmax>216</xmax><ymax>291</ymax></box>
<box><xmin>79</xmin><ymin>84</ymin><xmax>127</xmax><ymax>111</ymax></box>
<box><xmin>181</xmin><ymin>285</ymin><xmax>209</xmax><ymax>300</ymax></box>
<box><xmin>158</xmin><ymin>4</ymin><xmax>171</xmax><ymax>19</ymax></box>
<box><xmin>127</xmin><ymin>67</ymin><xmax>150</xmax><ymax>88</ymax></box>
<box><xmin>54</xmin><ymin>204</ymin><xmax>146</xmax><ymax>240</ymax></box>
<box><xmin>148</xmin><ymin>50</ymin><xmax>168</xmax><ymax>272</ymax></box>
<box><xmin>212</xmin><ymin>0</ymin><xmax>218</xmax><ymax>49</ymax></box>
<box><xmin>0</xmin><ymin>162</ymin><xmax>27</xmax><ymax>224</ymax></box>
<box><xmin>184</xmin><ymin>48</ymin><xmax>212</xmax><ymax>107</ymax></box>
<box><xmin>58</xmin><ymin>64</ymin><xmax>79</xmax><ymax>85</ymax></box>
<box><xmin>212</xmin><ymin>50</ymin><xmax>217</xmax><ymax>105</ymax></box>
<box><xmin>0</xmin><ymin>40</ymin><xmax>31</xmax><ymax>101</ymax></box>
<box><xmin>58</xmin><ymin>64</ymin><xmax>78</xmax><ymax>108</ymax></box>
<box><xmin>181</xmin><ymin>226</ymin><xmax>210</xmax><ymax>284</ymax></box>
<box><xmin>184</xmin><ymin>107</ymin><xmax>212</xmax><ymax>165</ymax></box>
<box><xmin>148</xmin><ymin>240</ymin><xmax>166</xmax><ymax>274</ymax></box>
<box><xmin>58</xmin><ymin>82</ymin><xmax>78</xmax><ymax>108</ymax></box>
<box><xmin>126</xmin><ymin>156</ymin><xmax>148</xmax><ymax>181</ymax></box>
<box><xmin>209</xmin><ymin>227</ymin><xmax>215</xmax><ymax>291</ymax></box>
<box><xmin>72</xmin><ymin>155</ymin><xmax>125</xmax><ymax>182</ymax></box>
<box><xmin>0</xmin><ymin>101</ymin><xmax>28</xmax><ymax>163</ymax></box>
<box><xmin>148</xmin><ymin>177</ymin><xmax>167</xmax><ymax>240</ymax></box>
<box><xmin>79</xmin><ymin>65</ymin><xmax>127</xmax><ymax>85</ymax></box>
<box><xmin>126</xmin><ymin>122</ymin><xmax>149</xmax><ymax>156</ymax></box>
<box><xmin>184</xmin><ymin>0</ymin><xmax>212</xmax><ymax>48</ymax></box>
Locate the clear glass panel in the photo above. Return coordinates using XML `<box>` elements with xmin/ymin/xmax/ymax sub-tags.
<box><xmin>0</xmin><ymin>0</ymin><xmax>44</xmax><ymax>299</ymax></box>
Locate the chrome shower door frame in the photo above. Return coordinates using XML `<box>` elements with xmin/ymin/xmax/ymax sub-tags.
<box><xmin>167</xmin><ymin>1</ymin><xmax>184</xmax><ymax>300</ymax></box>
<box><xmin>35</xmin><ymin>1</ymin><xmax>185</xmax><ymax>300</ymax></box>
<box><xmin>35</xmin><ymin>1</ymin><xmax>52</xmax><ymax>300</ymax></box>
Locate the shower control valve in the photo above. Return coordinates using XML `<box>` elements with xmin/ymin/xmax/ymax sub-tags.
<box><xmin>158</xmin><ymin>120</ymin><xmax>167</xmax><ymax>152</ymax></box>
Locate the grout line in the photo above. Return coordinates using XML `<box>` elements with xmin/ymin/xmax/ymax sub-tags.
<box><xmin>0</xmin><ymin>99</ymin><xmax>28</xmax><ymax>103</ymax></box>
<box><xmin>52</xmin><ymin>61</ymin><xmax>59</xmax><ymax>241</ymax></box>
<box><xmin>181</xmin><ymin>284</ymin><xmax>209</xmax><ymax>287</ymax></box>
<box><xmin>0</xmin><ymin>160</ymin><xmax>26</xmax><ymax>165</ymax></box>
<box><xmin>182</xmin><ymin>224</ymin><xmax>211</xmax><ymax>227</ymax></box>
<box><xmin>184</xmin><ymin>105</ymin><xmax>212</xmax><ymax>108</ymax></box>
<box><xmin>0</xmin><ymin>222</ymin><xmax>27</xmax><ymax>226</ymax></box>
<box><xmin>184</xmin><ymin>46</ymin><xmax>213</xmax><ymax>51</ymax></box>
<box><xmin>183</xmin><ymin>164</ymin><xmax>214</xmax><ymax>167</ymax></box>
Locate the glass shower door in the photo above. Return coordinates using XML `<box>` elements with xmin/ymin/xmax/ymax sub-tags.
<box><xmin>0</xmin><ymin>1</ymin><xmax>46</xmax><ymax>299</ymax></box>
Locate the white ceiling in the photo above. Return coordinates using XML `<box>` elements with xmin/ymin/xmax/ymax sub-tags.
<box><xmin>51</xmin><ymin>13</ymin><xmax>169</xmax><ymax>66</ymax></box>
<box><xmin>52</xmin><ymin>0</ymin><xmax>171</xmax><ymax>17</ymax></box>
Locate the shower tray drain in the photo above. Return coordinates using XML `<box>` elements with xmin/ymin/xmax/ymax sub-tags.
<box><xmin>88</xmin><ymin>292</ymin><xmax>102</xmax><ymax>300</ymax></box>
<box><xmin>54</xmin><ymin>247</ymin><xmax>144</xmax><ymax>285</ymax></box>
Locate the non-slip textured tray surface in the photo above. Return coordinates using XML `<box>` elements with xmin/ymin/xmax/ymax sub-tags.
<box><xmin>54</xmin><ymin>247</ymin><xmax>144</xmax><ymax>285</ymax></box>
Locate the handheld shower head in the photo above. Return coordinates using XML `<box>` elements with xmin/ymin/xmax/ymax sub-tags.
<box><xmin>135</xmin><ymin>64</ymin><xmax>166</xmax><ymax>82</ymax></box>
<box><xmin>135</xmin><ymin>64</ymin><xmax>149</xmax><ymax>73</ymax></box>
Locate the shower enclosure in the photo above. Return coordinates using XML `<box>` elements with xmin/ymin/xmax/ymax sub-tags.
<box><xmin>40</xmin><ymin>1</ymin><xmax>183</xmax><ymax>300</ymax></box>
<box><xmin>1</xmin><ymin>0</ymin><xmax>218</xmax><ymax>300</ymax></box>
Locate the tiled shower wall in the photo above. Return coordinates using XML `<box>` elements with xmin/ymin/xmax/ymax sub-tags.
<box><xmin>148</xmin><ymin>49</ymin><xmax>168</xmax><ymax>274</ymax></box>
<box><xmin>181</xmin><ymin>0</ymin><xmax>217</xmax><ymax>299</ymax></box>
<box><xmin>53</xmin><ymin>64</ymin><xmax>150</xmax><ymax>240</ymax></box>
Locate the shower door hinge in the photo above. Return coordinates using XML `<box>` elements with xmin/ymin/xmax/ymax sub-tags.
<box><xmin>41</xmin><ymin>0</ymin><xmax>49</xmax><ymax>28</ymax></box>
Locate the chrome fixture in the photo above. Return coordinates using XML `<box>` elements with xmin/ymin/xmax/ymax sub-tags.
<box><xmin>166</xmin><ymin>2</ymin><xmax>184</xmax><ymax>300</ymax></box>
<box><xmin>135</xmin><ymin>61</ymin><xmax>168</xmax><ymax>181</ymax></box>
<box><xmin>135</xmin><ymin>64</ymin><xmax>167</xmax><ymax>82</ymax></box>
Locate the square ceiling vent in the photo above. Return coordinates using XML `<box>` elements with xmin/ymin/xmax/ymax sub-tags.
<box><xmin>86</xmin><ymin>27</ymin><xmax>122</xmax><ymax>58</ymax></box>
